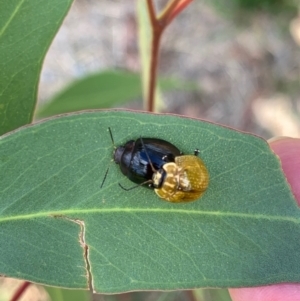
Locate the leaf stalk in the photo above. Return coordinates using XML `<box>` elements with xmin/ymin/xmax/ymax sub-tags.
<box><xmin>145</xmin><ymin>0</ymin><xmax>193</xmax><ymax>112</ymax></box>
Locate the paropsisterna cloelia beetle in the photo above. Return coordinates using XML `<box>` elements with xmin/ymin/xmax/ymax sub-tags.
<box><xmin>151</xmin><ymin>150</ymin><xmax>209</xmax><ymax>202</ymax></box>
<box><xmin>103</xmin><ymin>128</ymin><xmax>209</xmax><ymax>203</ymax></box>
<box><xmin>107</xmin><ymin>128</ymin><xmax>181</xmax><ymax>185</ymax></box>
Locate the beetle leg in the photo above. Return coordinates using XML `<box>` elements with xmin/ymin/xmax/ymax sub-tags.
<box><xmin>118</xmin><ymin>179</ymin><xmax>153</xmax><ymax>191</ymax></box>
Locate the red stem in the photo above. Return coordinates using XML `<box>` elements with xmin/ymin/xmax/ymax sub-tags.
<box><xmin>146</xmin><ymin>0</ymin><xmax>156</xmax><ymax>27</ymax></box>
<box><xmin>158</xmin><ymin>0</ymin><xmax>181</xmax><ymax>21</ymax></box>
<box><xmin>166</xmin><ymin>0</ymin><xmax>193</xmax><ymax>24</ymax></box>
<box><xmin>145</xmin><ymin>0</ymin><xmax>193</xmax><ymax>112</ymax></box>
<box><xmin>9</xmin><ymin>281</ymin><xmax>31</xmax><ymax>301</ymax></box>
<box><xmin>148</xmin><ymin>28</ymin><xmax>162</xmax><ymax>112</ymax></box>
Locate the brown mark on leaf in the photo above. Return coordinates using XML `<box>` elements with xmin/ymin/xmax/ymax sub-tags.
<box><xmin>51</xmin><ymin>215</ymin><xmax>94</xmax><ymax>294</ymax></box>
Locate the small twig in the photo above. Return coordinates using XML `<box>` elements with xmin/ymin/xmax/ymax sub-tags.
<box><xmin>148</xmin><ymin>24</ymin><xmax>162</xmax><ymax>112</ymax></box>
<box><xmin>158</xmin><ymin>0</ymin><xmax>181</xmax><ymax>23</ymax></box>
<box><xmin>9</xmin><ymin>281</ymin><xmax>31</xmax><ymax>301</ymax></box>
<box><xmin>146</xmin><ymin>0</ymin><xmax>156</xmax><ymax>27</ymax></box>
<box><xmin>165</xmin><ymin>0</ymin><xmax>193</xmax><ymax>25</ymax></box>
<box><xmin>145</xmin><ymin>0</ymin><xmax>193</xmax><ymax>112</ymax></box>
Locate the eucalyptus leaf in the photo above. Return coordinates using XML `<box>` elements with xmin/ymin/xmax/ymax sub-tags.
<box><xmin>45</xmin><ymin>286</ymin><xmax>90</xmax><ymax>301</ymax></box>
<box><xmin>194</xmin><ymin>288</ymin><xmax>232</xmax><ymax>301</ymax></box>
<box><xmin>0</xmin><ymin>0</ymin><xmax>73</xmax><ymax>135</ymax></box>
<box><xmin>0</xmin><ymin>110</ymin><xmax>299</xmax><ymax>293</ymax></box>
<box><xmin>35</xmin><ymin>71</ymin><xmax>192</xmax><ymax>118</ymax></box>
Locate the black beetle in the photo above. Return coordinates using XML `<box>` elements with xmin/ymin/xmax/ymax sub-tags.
<box><xmin>114</xmin><ymin>137</ymin><xmax>182</xmax><ymax>185</ymax></box>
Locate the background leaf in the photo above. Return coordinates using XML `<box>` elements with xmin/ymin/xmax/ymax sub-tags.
<box><xmin>0</xmin><ymin>0</ymin><xmax>73</xmax><ymax>135</ymax></box>
<box><xmin>35</xmin><ymin>70</ymin><xmax>194</xmax><ymax>118</ymax></box>
<box><xmin>0</xmin><ymin>110</ymin><xmax>299</xmax><ymax>293</ymax></box>
<box><xmin>194</xmin><ymin>288</ymin><xmax>232</xmax><ymax>301</ymax></box>
<box><xmin>45</xmin><ymin>286</ymin><xmax>90</xmax><ymax>301</ymax></box>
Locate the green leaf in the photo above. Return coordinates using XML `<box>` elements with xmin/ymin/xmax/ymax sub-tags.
<box><xmin>35</xmin><ymin>70</ymin><xmax>195</xmax><ymax>118</ymax></box>
<box><xmin>194</xmin><ymin>288</ymin><xmax>232</xmax><ymax>301</ymax></box>
<box><xmin>0</xmin><ymin>0</ymin><xmax>73</xmax><ymax>135</ymax></box>
<box><xmin>0</xmin><ymin>111</ymin><xmax>299</xmax><ymax>293</ymax></box>
<box><xmin>45</xmin><ymin>287</ymin><xmax>90</xmax><ymax>301</ymax></box>
<box><xmin>137</xmin><ymin>1</ymin><xmax>151</xmax><ymax>103</ymax></box>
<box><xmin>36</xmin><ymin>71</ymin><xmax>143</xmax><ymax>118</ymax></box>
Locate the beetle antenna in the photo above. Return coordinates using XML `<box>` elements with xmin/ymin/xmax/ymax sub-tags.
<box><xmin>100</xmin><ymin>167</ymin><xmax>110</xmax><ymax>188</ymax></box>
<box><xmin>108</xmin><ymin>127</ymin><xmax>115</xmax><ymax>147</ymax></box>
<box><xmin>139</xmin><ymin>136</ymin><xmax>157</xmax><ymax>172</ymax></box>
<box><xmin>118</xmin><ymin>180</ymin><xmax>153</xmax><ymax>191</ymax></box>
<box><xmin>101</xmin><ymin>127</ymin><xmax>116</xmax><ymax>188</ymax></box>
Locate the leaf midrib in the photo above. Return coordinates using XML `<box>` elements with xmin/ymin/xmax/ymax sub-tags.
<box><xmin>0</xmin><ymin>0</ymin><xmax>26</xmax><ymax>38</ymax></box>
<box><xmin>0</xmin><ymin>208</ymin><xmax>299</xmax><ymax>224</ymax></box>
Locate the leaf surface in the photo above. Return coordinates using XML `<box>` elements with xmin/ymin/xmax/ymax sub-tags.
<box><xmin>0</xmin><ymin>111</ymin><xmax>299</xmax><ymax>293</ymax></box>
<box><xmin>0</xmin><ymin>0</ymin><xmax>73</xmax><ymax>135</ymax></box>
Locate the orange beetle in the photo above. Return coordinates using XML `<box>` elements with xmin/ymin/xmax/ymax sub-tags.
<box><xmin>152</xmin><ymin>150</ymin><xmax>209</xmax><ymax>203</ymax></box>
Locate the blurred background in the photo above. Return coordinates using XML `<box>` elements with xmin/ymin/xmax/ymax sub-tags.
<box><xmin>3</xmin><ymin>0</ymin><xmax>299</xmax><ymax>300</ymax></box>
<box><xmin>36</xmin><ymin>0</ymin><xmax>300</xmax><ymax>139</ymax></box>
